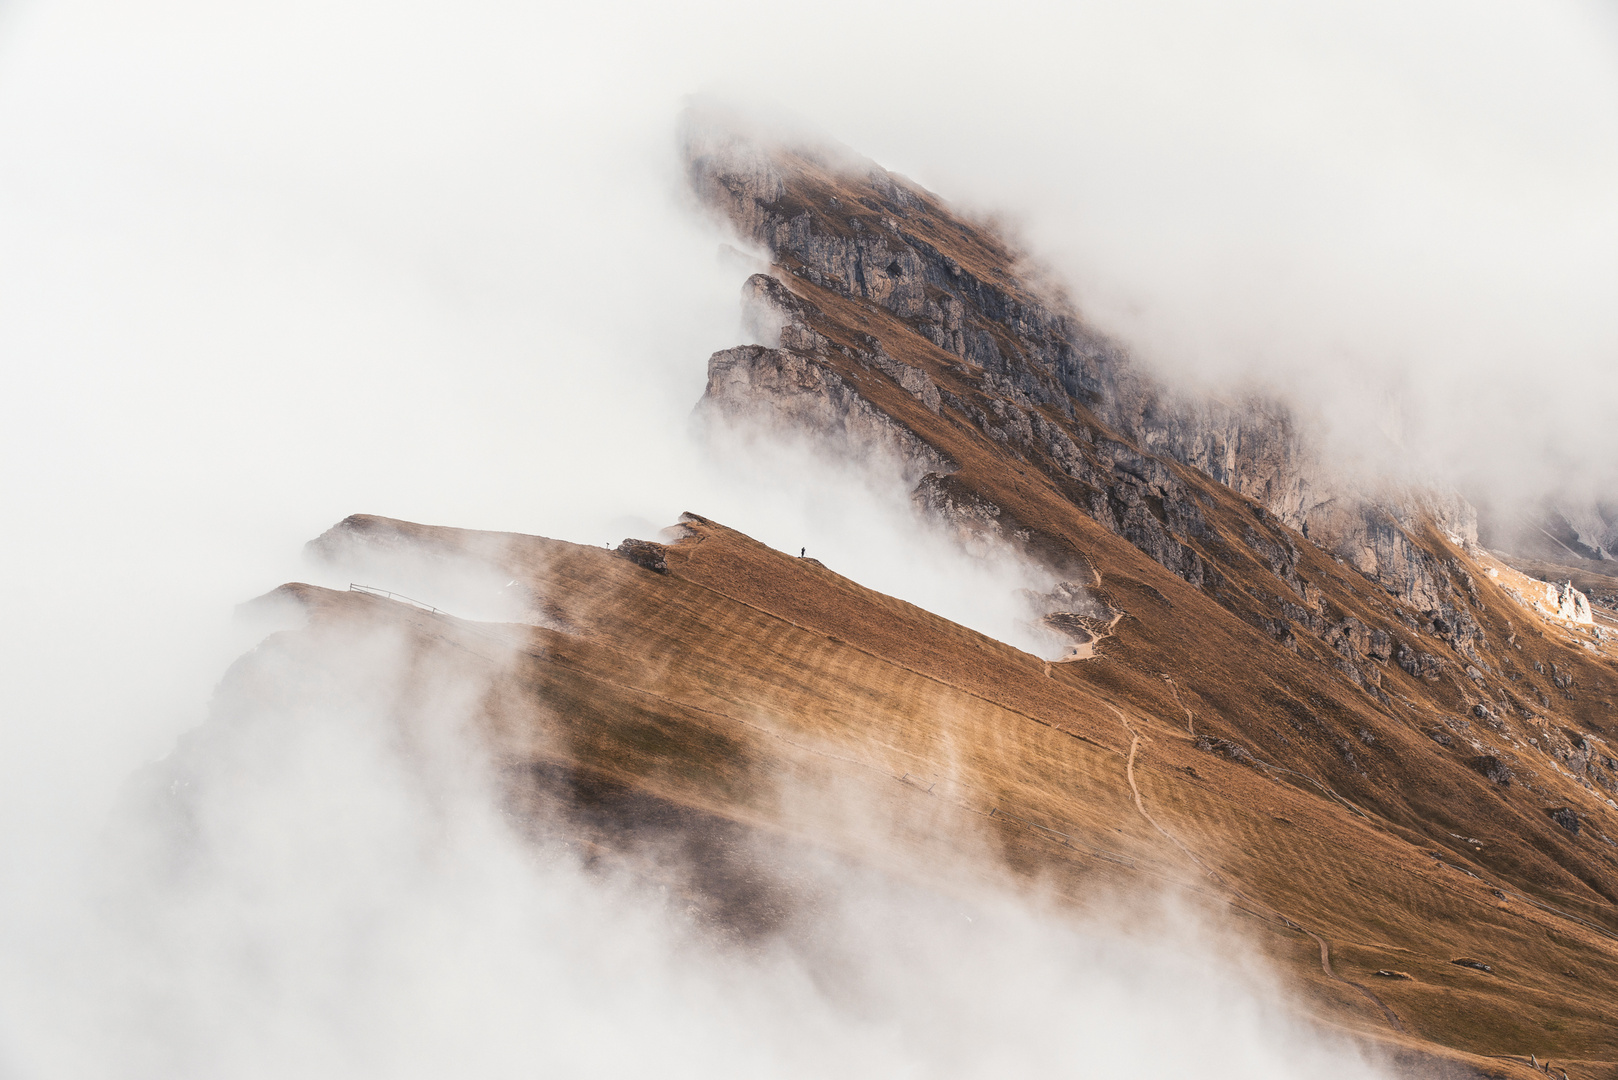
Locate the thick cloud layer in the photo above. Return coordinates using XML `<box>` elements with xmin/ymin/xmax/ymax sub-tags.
<box><xmin>0</xmin><ymin>0</ymin><xmax>1609</xmax><ymax>1074</ymax></box>
<box><xmin>8</xmin><ymin>615</ymin><xmax>1392</xmax><ymax>1079</ymax></box>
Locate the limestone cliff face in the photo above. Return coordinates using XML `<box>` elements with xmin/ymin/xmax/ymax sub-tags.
<box><xmin>685</xmin><ymin>128</ymin><xmax>1486</xmax><ymax>654</ymax></box>
<box><xmin>703</xmin><ymin>343</ymin><xmax>953</xmax><ymax>483</ymax></box>
<box><xmin>1537</xmin><ymin>579</ymin><xmax>1595</xmax><ymax>625</ymax></box>
<box><xmin>682</xmin><ymin>137</ymin><xmax>1482</xmax><ymax>582</ymax></box>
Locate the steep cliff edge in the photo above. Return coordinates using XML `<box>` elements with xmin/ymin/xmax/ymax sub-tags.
<box><xmin>678</xmin><ymin>124</ymin><xmax>1618</xmax><ymax>805</ymax></box>
<box><xmin>686</xmin><ymin>125</ymin><xmax>1483</xmax><ymax>644</ymax></box>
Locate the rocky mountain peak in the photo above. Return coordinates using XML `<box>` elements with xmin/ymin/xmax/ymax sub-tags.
<box><xmin>686</xmin><ymin>127</ymin><xmax>1491</xmax><ymax>627</ymax></box>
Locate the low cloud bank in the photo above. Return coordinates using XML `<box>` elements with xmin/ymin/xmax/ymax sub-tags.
<box><xmin>6</xmin><ymin>615</ymin><xmax>1393</xmax><ymax>1079</ymax></box>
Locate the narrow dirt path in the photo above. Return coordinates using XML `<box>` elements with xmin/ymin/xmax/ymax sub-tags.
<box><xmin>1161</xmin><ymin>676</ymin><xmax>1195</xmax><ymax>735</ymax></box>
<box><xmin>1108</xmin><ymin>703</ymin><xmax>1405</xmax><ymax>1034</ymax></box>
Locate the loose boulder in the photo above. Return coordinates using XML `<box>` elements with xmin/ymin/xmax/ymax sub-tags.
<box><xmin>1466</xmin><ymin>755</ymin><xmax>1513</xmax><ymax>786</ymax></box>
<box><xmin>615</xmin><ymin>538</ymin><xmax>669</xmax><ymax>575</ymax></box>
<box><xmin>1548</xmin><ymin>807</ymin><xmax>1581</xmax><ymax>836</ymax></box>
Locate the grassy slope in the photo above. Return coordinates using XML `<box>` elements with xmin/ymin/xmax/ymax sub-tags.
<box><xmin>263</xmin><ymin>506</ymin><xmax>1615</xmax><ymax>1077</ymax></box>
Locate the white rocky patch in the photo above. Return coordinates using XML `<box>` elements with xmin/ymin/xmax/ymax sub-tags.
<box><xmin>1539</xmin><ymin>580</ymin><xmax>1595</xmax><ymax>625</ymax></box>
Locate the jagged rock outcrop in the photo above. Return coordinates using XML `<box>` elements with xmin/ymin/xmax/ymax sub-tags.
<box><xmin>615</xmin><ymin>538</ymin><xmax>669</xmax><ymax>574</ymax></box>
<box><xmin>1540</xmin><ymin>580</ymin><xmax>1595</xmax><ymax>624</ymax></box>
<box><xmin>702</xmin><ymin>343</ymin><xmax>953</xmax><ymax>483</ymax></box>
<box><xmin>683</xmin><ymin>126</ymin><xmax>1518</xmax><ymax>718</ymax></box>
<box><xmin>685</xmin><ymin>126</ymin><xmax>1477</xmax><ymax>619</ymax></box>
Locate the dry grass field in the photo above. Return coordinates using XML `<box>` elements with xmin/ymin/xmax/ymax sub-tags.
<box><xmin>248</xmin><ymin>503</ymin><xmax>1618</xmax><ymax>1078</ymax></box>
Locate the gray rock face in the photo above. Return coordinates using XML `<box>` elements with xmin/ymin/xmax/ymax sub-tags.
<box><xmin>912</xmin><ymin>472</ymin><xmax>1014</xmax><ymax>540</ymax></box>
<box><xmin>1555</xmin><ymin>502</ymin><xmax>1618</xmax><ymax>561</ymax></box>
<box><xmin>702</xmin><ymin>343</ymin><xmax>953</xmax><ymax>484</ymax></box>
<box><xmin>1548</xmin><ymin>806</ymin><xmax>1581</xmax><ymax>836</ymax></box>
<box><xmin>1466</xmin><ymin>754</ymin><xmax>1513</xmax><ymax>786</ymax></box>
<box><xmin>686</xmin><ymin>131</ymin><xmax>1483</xmax><ymax>627</ymax></box>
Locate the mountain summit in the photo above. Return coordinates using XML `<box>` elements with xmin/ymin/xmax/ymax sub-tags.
<box><xmin>173</xmin><ymin>127</ymin><xmax>1618</xmax><ymax>1076</ymax></box>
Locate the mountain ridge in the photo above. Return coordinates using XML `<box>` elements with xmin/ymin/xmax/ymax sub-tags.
<box><xmin>209</xmin><ymin>506</ymin><xmax>1618</xmax><ymax>1076</ymax></box>
<box><xmin>684</xmin><ymin>123</ymin><xmax>1481</xmax><ymax>611</ymax></box>
<box><xmin>142</xmin><ymin>128</ymin><xmax>1618</xmax><ymax>1075</ymax></box>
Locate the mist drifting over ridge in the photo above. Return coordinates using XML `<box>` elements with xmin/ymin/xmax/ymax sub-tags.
<box><xmin>1</xmin><ymin>0</ymin><xmax>1616</xmax><ymax>1075</ymax></box>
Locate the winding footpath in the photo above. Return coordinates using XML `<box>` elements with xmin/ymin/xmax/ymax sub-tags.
<box><xmin>1161</xmin><ymin>676</ymin><xmax>1195</xmax><ymax>735</ymax></box>
<box><xmin>1108</xmin><ymin>703</ymin><xmax>1406</xmax><ymax>1034</ymax></box>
